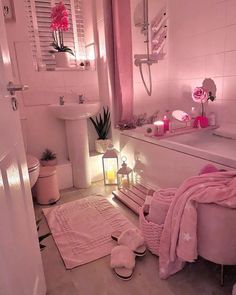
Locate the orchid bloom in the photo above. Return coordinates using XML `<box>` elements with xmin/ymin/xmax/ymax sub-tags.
<box><xmin>50</xmin><ymin>2</ymin><xmax>69</xmax><ymax>31</ymax></box>
<box><xmin>50</xmin><ymin>2</ymin><xmax>74</xmax><ymax>55</ymax></box>
<box><xmin>192</xmin><ymin>87</ymin><xmax>208</xmax><ymax>104</ymax></box>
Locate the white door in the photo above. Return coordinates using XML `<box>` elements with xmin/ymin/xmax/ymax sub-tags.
<box><xmin>0</xmin><ymin>6</ymin><xmax>46</xmax><ymax>295</ymax></box>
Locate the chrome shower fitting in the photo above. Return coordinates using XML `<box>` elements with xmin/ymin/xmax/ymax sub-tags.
<box><xmin>59</xmin><ymin>96</ymin><xmax>65</xmax><ymax>105</ymax></box>
<box><xmin>134</xmin><ymin>0</ymin><xmax>153</xmax><ymax>96</ymax></box>
<box><xmin>134</xmin><ymin>54</ymin><xmax>158</xmax><ymax>66</ymax></box>
<box><xmin>134</xmin><ymin>0</ymin><xmax>167</xmax><ymax>96</ymax></box>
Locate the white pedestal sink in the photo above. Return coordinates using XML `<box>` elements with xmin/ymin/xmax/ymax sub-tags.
<box><xmin>48</xmin><ymin>102</ymin><xmax>100</xmax><ymax>188</ymax></box>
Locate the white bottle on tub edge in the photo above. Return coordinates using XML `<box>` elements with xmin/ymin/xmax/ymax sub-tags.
<box><xmin>191</xmin><ymin>107</ymin><xmax>198</xmax><ymax>127</ymax></box>
<box><xmin>208</xmin><ymin>112</ymin><xmax>216</xmax><ymax>126</ymax></box>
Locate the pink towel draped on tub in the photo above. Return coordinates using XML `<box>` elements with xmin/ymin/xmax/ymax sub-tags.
<box><xmin>159</xmin><ymin>171</ymin><xmax>236</xmax><ymax>279</ymax></box>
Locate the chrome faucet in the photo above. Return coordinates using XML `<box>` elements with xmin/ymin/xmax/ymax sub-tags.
<box><xmin>59</xmin><ymin>96</ymin><xmax>65</xmax><ymax>105</ymax></box>
<box><xmin>78</xmin><ymin>94</ymin><xmax>85</xmax><ymax>104</ymax></box>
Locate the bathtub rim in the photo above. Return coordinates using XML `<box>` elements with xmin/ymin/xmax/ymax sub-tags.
<box><xmin>120</xmin><ymin>128</ymin><xmax>236</xmax><ymax>169</ymax></box>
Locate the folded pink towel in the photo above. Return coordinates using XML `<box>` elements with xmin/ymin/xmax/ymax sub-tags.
<box><xmin>146</xmin><ymin>199</ymin><xmax>170</xmax><ymax>225</ymax></box>
<box><xmin>146</xmin><ymin>189</ymin><xmax>176</xmax><ymax>225</ymax></box>
<box><xmin>111</xmin><ymin>245</ymin><xmax>135</xmax><ymax>270</ymax></box>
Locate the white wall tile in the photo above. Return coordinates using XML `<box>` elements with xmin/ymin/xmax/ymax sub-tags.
<box><xmin>226</xmin><ymin>0</ymin><xmax>236</xmax><ymax>26</ymax></box>
<box><xmin>166</xmin><ymin>0</ymin><xmax>236</xmax><ymax>125</ymax></box>
<box><xmin>205</xmin><ymin>53</ymin><xmax>224</xmax><ymax>77</ymax></box>
<box><xmin>224</xmin><ymin>50</ymin><xmax>236</xmax><ymax>76</ymax></box>
<box><xmin>225</xmin><ymin>25</ymin><xmax>236</xmax><ymax>51</ymax></box>
<box><xmin>222</xmin><ymin>76</ymin><xmax>236</xmax><ymax>100</ymax></box>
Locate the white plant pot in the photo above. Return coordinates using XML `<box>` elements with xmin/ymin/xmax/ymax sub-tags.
<box><xmin>40</xmin><ymin>159</ymin><xmax>57</xmax><ymax>166</ymax></box>
<box><xmin>95</xmin><ymin>139</ymin><xmax>112</xmax><ymax>154</ymax></box>
<box><xmin>55</xmin><ymin>52</ymin><xmax>70</xmax><ymax>68</ymax></box>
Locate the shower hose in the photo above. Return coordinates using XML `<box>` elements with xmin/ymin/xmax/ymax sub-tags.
<box><xmin>139</xmin><ymin>61</ymin><xmax>152</xmax><ymax>96</ymax></box>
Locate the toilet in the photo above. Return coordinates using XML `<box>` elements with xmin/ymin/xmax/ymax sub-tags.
<box><xmin>20</xmin><ymin>117</ymin><xmax>40</xmax><ymax>188</ymax></box>
<box><xmin>20</xmin><ymin>117</ymin><xmax>59</xmax><ymax>202</ymax></box>
<box><xmin>26</xmin><ymin>154</ymin><xmax>40</xmax><ymax>188</ymax></box>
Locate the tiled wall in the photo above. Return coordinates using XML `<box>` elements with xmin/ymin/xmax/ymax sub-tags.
<box><xmin>7</xmin><ymin>0</ymin><xmax>236</xmax><ymax>166</ymax></box>
<box><xmin>6</xmin><ymin>0</ymin><xmax>99</xmax><ymax>162</ymax></box>
<box><xmin>131</xmin><ymin>0</ymin><xmax>236</xmax><ymax>126</ymax></box>
<box><xmin>167</xmin><ymin>0</ymin><xmax>236</xmax><ymax>124</ymax></box>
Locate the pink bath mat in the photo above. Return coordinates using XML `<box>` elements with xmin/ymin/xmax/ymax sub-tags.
<box><xmin>43</xmin><ymin>195</ymin><xmax>136</xmax><ymax>269</ymax></box>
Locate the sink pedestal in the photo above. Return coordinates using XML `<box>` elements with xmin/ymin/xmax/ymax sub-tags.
<box><xmin>48</xmin><ymin>102</ymin><xmax>100</xmax><ymax>189</ymax></box>
<box><xmin>65</xmin><ymin>119</ymin><xmax>91</xmax><ymax>188</ymax></box>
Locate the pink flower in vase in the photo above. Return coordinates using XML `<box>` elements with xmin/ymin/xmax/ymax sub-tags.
<box><xmin>192</xmin><ymin>87</ymin><xmax>208</xmax><ymax>104</ymax></box>
<box><xmin>192</xmin><ymin>86</ymin><xmax>209</xmax><ymax>128</ymax></box>
<box><xmin>50</xmin><ymin>2</ymin><xmax>74</xmax><ymax>56</ymax></box>
<box><xmin>50</xmin><ymin>2</ymin><xmax>69</xmax><ymax>31</ymax></box>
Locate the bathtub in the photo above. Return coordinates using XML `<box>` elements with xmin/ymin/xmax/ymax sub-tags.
<box><xmin>119</xmin><ymin>127</ymin><xmax>236</xmax><ymax>188</ymax></box>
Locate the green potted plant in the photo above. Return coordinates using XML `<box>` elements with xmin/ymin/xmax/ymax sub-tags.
<box><xmin>90</xmin><ymin>107</ymin><xmax>111</xmax><ymax>153</ymax></box>
<box><xmin>36</xmin><ymin>218</ymin><xmax>51</xmax><ymax>251</ymax></box>
<box><xmin>40</xmin><ymin>148</ymin><xmax>57</xmax><ymax>166</ymax></box>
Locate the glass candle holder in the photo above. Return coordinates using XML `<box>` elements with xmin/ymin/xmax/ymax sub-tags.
<box><xmin>154</xmin><ymin>120</ymin><xmax>164</xmax><ymax>136</ymax></box>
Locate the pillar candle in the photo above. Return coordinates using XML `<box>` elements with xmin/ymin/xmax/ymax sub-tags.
<box><xmin>154</xmin><ymin>120</ymin><xmax>164</xmax><ymax>136</ymax></box>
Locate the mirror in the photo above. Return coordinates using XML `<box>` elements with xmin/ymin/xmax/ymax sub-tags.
<box><xmin>172</xmin><ymin>110</ymin><xmax>191</xmax><ymax>122</ymax></box>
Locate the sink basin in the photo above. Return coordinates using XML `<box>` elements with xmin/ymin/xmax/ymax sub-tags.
<box><xmin>48</xmin><ymin>102</ymin><xmax>100</xmax><ymax>120</ymax></box>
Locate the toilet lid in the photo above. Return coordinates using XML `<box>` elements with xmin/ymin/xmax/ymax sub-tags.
<box><xmin>27</xmin><ymin>155</ymin><xmax>40</xmax><ymax>172</ymax></box>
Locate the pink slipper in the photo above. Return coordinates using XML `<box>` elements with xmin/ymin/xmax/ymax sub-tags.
<box><xmin>111</xmin><ymin>229</ymin><xmax>146</xmax><ymax>256</ymax></box>
<box><xmin>111</xmin><ymin>245</ymin><xmax>135</xmax><ymax>280</ymax></box>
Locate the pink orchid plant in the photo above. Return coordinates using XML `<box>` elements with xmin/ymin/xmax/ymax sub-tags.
<box><xmin>50</xmin><ymin>2</ymin><xmax>74</xmax><ymax>55</ymax></box>
<box><xmin>192</xmin><ymin>86</ymin><xmax>215</xmax><ymax>116</ymax></box>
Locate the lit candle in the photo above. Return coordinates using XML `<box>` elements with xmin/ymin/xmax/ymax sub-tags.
<box><xmin>154</xmin><ymin>120</ymin><xmax>164</xmax><ymax>136</ymax></box>
<box><xmin>121</xmin><ymin>178</ymin><xmax>129</xmax><ymax>187</ymax></box>
<box><xmin>107</xmin><ymin>170</ymin><xmax>115</xmax><ymax>183</ymax></box>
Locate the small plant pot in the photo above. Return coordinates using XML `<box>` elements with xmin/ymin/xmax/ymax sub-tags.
<box><xmin>95</xmin><ymin>139</ymin><xmax>112</xmax><ymax>154</ymax></box>
<box><xmin>55</xmin><ymin>52</ymin><xmax>70</xmax><ymax>68</ymax></box>
<box><xmin>193</xmin><ymin>116</ymin><xmax>209</xmax><ymax>128</ymax></box>
<box><xmin>40</xmin><ymin>159</ymin><xmax>57</xmax><ymax>167</ymax></box>
<box><xmin>144</xmin><ymin>124</ymin><xmax>155</xmax><ymax>137</ymax></box>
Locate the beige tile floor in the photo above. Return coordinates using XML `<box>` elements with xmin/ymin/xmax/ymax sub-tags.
<box><xmin>35</xmin><ymin>181</ymin><xmax>236</xmax><ymax>295</ymax></box>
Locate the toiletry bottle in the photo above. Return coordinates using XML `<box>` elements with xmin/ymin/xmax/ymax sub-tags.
<box><xmin>163</xmin><ymin>110</ymin><xmax>170</xmax><ymax>132</ymax></box>
<box><xmin>191</xmin><ymin>107</ymin><xmax>198</xmax><ymax>127</ymax></box>
<box><xmin>208</xmin><ymin>112</ymin><xmax>216</xmax><ymax>126</ymax></box>
<box><xmin>197</xmin><ymin>119</ymin><xmax>202</xmax><ymax>129</ymax></box>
